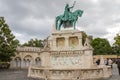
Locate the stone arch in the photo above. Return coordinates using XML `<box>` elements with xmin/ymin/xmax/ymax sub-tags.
<box><xmin>14</xmin><ymin>57</ymin><xmax>21</xmax><ymax>68</ymax></box>
<box><xmin>35</xmin><ymin>57</ymin><xmax>41</xmax><ymax>66</ymax></box>
<box><xmin>23</xmin><ymin>55</ymin><xmax>32</xmax><ymax>67</ymax></box>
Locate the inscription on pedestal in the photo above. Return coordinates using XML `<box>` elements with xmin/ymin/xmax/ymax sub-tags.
<box><xmin>51</xmin><ymin>55</ymin><xmax>83</xmax><ymax>66</ymax></box>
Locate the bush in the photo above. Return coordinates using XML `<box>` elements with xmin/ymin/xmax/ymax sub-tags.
<box><xmin>0</xmin><ymin>62</ymin><xmax>10</xmax><ymax>69</ymax></box>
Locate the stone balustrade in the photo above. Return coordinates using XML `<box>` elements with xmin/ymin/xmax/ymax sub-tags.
<box><xmin>50</xmin><ymin>50</ymin><xmax>84</xmax><ymax>56</ymax></box>
<box><xmin>28</xmin><ymin>66</ymin><xmax>109</xmax><ymax>80</ymax></box>
<box><xmin>16</xmin><ymin>47</ymin><xmax>44</xmax><ymax>52</ymax></box>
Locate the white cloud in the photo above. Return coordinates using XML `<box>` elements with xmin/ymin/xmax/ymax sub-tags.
<box><xmin>103</xmin><ymin>24</ymin><xmax>120</xmax><ymax>45</ymax></box>
<box><xmin>20</xmin><ymin>16</ymin><xmax>54</xmax><ymax>30</ymax></box>
<box><xmin>92</xmin><ymin>0</ymin><xmax>99</xmax><ymax>4</ymax></box>
<box><xmin>13</xmin><ymin>32</ymin><xmax>25</xmax><ymax>43</ymax></box>
<box><xmin>0</xmin><ymin>0</ymin><xmax>120</xmax><ymax>45</ymax></box>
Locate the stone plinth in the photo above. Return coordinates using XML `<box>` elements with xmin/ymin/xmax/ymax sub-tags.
<box><xmin>28</xmin><ymin>66</ymin><xmax>111</xmax><ymax>80</ymax></box>
<box><xmin>28</xmin><ymin>29</ymin><xmax>112</xmax><ymax>80</ymax></box>
<box><xmin>49</xmin><ymin>30</ymin><xmax>83</xmax><ymax>50</ymax></box>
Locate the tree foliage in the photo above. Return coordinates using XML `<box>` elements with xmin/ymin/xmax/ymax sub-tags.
<box><xmin>22</xmin><ymin>38</ymin><xmax>43</xmax><ymax>47</ymax></box>
<box><xmin>113</xmin><ymin>34</ymin><xmax>120</xmax><ymax>55</ymax></box>
<box><xmin>91</xmin><ymin>38</ymin><xmax>112</xmax><ymax>55</ymax></box>
<box><xmin>0</xmin><ymin>17</ymin><xmax>19</xmax><ymax>62</ymax></box>
<box><xmin>82</xmin><ymin>31</ymin><xmax>87</xmax><ymax>45</ymax></box>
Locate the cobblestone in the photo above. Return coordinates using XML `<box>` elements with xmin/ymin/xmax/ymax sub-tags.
<box><xmin>0</xmin><ymin>64</ymin><xmax>120</xmax><ymax>80</ymax></box>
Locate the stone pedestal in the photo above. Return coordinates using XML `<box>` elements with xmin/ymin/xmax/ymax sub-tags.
<box><xmin>28</xmin><ymin>29</ymin><xmax>112</xmax><ymax>80</ymax></box>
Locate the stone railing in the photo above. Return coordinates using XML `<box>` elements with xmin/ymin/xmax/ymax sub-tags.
<box><xmin>102</xmin><ymin>66</ymin><xmax>112</xmax><ymax>78</ymax></box>
<box><xmin>16</xmin><ymin>47</ymin><xmax>44</xmax><ymax>53</ymax></box>
<box><xmin>50</xmin><ymin>50</ymin><xmax>84</xmax><ymax>57</ymax></box>
<box><xmin>28</xmin><ymin>66</ymin><xmax>108</xmax><ymax>80</ymax></box>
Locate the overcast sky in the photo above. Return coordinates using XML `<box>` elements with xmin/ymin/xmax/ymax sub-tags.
<box><xmin>0</xmin><ymin>0</ymin><xmax>120</xmax><ymax>45</ymax></box>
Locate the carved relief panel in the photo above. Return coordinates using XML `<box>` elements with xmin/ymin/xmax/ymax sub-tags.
<box><xmin>56</xmin><ymin>38</ymin><xmax>65</xmax><ymax>48</ymax></box>
<box><xmin>69</xmin><ymin>37</ymin><xmax>79</xmax><ymax>48</ymax></box>
<box><xmin>51</xmin><ymin>55</ymin><xmax>83</xmax><ymax>66</ymax></box>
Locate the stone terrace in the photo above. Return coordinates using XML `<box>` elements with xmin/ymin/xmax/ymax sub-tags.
<box><xmin>0</xmin><ymin>63</ymin><xmax>120</xmax><ymax>80</ymax></box>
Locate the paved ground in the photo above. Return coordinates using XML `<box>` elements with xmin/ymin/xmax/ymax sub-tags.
<box><xmin>0</xmin><ymin>64</ymin><xmax>120</xmax><ymax>80</ymax></box>
<box><xmin>104</xmin><ymin>63</ymin><xmax>120</xmax><ymax>80</ymax></box>
<box><xmin>0</xmin><ymin>69</ymin><xmax>34</xmax><ymax>80</ymax></box>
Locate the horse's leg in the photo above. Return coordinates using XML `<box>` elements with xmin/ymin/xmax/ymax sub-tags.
<box><xmin>73</xmin><ymin>21</ymin><xmax>76</xmax><ymax>30</ymax></box>
<box><xmin>56</xmin><ymin>18</ymin><xmax>59</xmax><ymax>30</ymax></box>
<box><xmin>60</xmin><ymin>21</ymin><xmax>63</xmax><ymax>30</ymax></box>
<box><xmin>58</xmin><ymin>20</ymin><xmax>63</xmax><ymax>30</ymax></box>
<box><xmin>58</xmin><ymin>24</ymin><xmax>60</xmax><ymax>31</ymax></box>
<box><xmin>58</xmin><ymin>21</ymin><xmax>61</xmax><ymax>31</ymax></box>
<box><xmin>57</xmin><ymin>19</ymin><xmax>61</xmax><ymax>31</ymax></box>
<box><xmin>59</xmin><ymin>21</ymin><xmax>62</xmax><ymax>30</ymax></box>
<box><xmin>56</xmin><ymin>21</ymin><xmax>58</xmax><ymax>30</ymax></box>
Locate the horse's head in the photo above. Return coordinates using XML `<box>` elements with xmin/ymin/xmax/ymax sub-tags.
<box><xmin>77</xmin><ymin>10</ymin><xmax>83</xmax><ymax>17</ymax></box>
<box><xmin>73</xmin><ymin>10</ymin><xmax>83</xmax><ymax>17</ymax></box>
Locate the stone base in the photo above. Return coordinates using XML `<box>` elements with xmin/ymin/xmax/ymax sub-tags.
<box><xmin>28</xmin><ymin>66</ymin><xmax>112</xmax><ymax>80</ymax></box>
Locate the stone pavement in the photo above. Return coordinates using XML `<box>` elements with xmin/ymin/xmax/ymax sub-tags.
<box><xmin>0</xmin><ymin>69</ymin><xmax>32</xmax><ymax>80</ymax></box>
<box><xmin>104</xmin><ymin>63</ymin><xmax>120</xmax><ymax>80</ymax></box>
<box><xmin>0</xmin><ymin>64</ymin><xmax>120</xmax><ymax>80</ymax></box>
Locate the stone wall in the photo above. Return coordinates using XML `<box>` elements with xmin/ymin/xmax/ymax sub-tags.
<box><xmin>10</xmin><ymin>47</ymin><xmax>43</xmax><ymax>69</ymax></box>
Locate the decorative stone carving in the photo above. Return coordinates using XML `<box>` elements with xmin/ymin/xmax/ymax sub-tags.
<box><xmin>51</xmin><ymin>55</ymin><xmax>83</xmax><ymax>66</ymax></box>
<box><xmin>56</xmin><ymin>38</ymin><xmax>65</xmax><ymax>48</ymax></box>
<box><xmin>69</xmin><ymin>37</ymin><xmax>79</xmax><ymax>48</ymax></box>
<box><xmin>84</xmin><ymin>37</ymin><xmax>93</xmax><ymax>49</ymax></box>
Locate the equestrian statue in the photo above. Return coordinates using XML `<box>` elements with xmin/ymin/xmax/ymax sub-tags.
<box><xmin>56</xmin><ymin>1</ymin><xmax>84</xmax><ymax>31</ymax></box>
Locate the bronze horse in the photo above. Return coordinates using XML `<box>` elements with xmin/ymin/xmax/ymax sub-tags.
<box><xmin>56</xmin><ymin>10</ymin><xmax>83</xmax><ymax>30</ymax></box>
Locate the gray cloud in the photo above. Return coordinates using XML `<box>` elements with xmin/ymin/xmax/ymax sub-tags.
<box><xmin>0</xmin><ymin>0</ymin><xmax>120</xmax><ymax>44</ymax></box>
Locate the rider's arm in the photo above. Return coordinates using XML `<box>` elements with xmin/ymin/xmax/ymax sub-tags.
<box><xmin>69</xmin><ymin>6</ymin><xmax>74</xmax><ymax>9</ymax></box>
<box><xmin>69</xmin><ymin>1</ymin><xmax>76</xmax><ymax>9</ymax></box>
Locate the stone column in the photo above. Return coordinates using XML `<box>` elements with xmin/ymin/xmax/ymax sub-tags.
<box><xmin>78</xmin><ymin>36</ymin><xmax>83</xmax><ymax>47</ymax></box>
<box><xmin>52</xmin><ymin>38</ymin><xmax>56</xmax><ymax>50</ymax></box>
<box><xmin>20</xmin><ymin>56</ymin><xmax>24</xmax><ymax>68</ymax></box>
<box><xmin>65</xmin><ymin>36</ymin><xmax>69</xmax><ymax>49</ymax></box>
<box><xmin>20</xmin><ymin>59</ymin><xmax>23</xmax><ymax>68</ymax></box>
<box><xmin>49</xmin><ymin>39</ymin><xmax>52</xmax><ymax>48</ymax></box>
<box><xmin>31</xmin><ymin>57</ymin><xmax>35</xmax><ymax>66</ymax></box>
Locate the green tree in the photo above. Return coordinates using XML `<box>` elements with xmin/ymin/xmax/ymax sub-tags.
<box><xmin>113</xmin><ymin>34</ymin><xmax>120</xmax><ymax>55</ymax></box>
<box><xmin>0</xmin><ymin>17</ymin><xmax>19</xmax><ymax>62</ymax></box>
<box><xmin>82</xmin><ymin>31</ymin><xmax>87</xmax><ymax>45</ymax></box>
<box><xmin>91</xmin><ymin>38</ymin><xmax>112</xmax><ymax>55</ymax></box>
<box><xmin>22</xmin><ymin>38</ymin><xmax>43</xmax><ymax>47</ymax></box>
